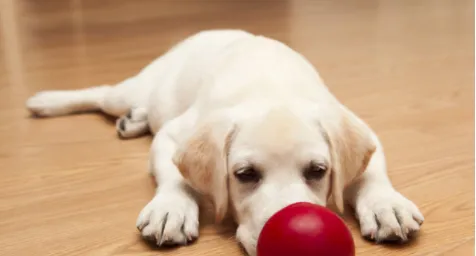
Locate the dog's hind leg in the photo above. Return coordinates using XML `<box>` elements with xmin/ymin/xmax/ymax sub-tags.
<box><xmin>116</xmin><ymin>107</ymin><xmax>150</xmax><ymax>139</ymax></box>
<box><xmin>26</xmin><ymin>76</ymin><xmax>147</xmax><ymax>118</ymax></box>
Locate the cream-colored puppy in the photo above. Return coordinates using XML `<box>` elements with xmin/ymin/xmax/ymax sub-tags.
<box><xmin>26</xmin><ymin>30</ymin><xmax>424</xmax><ymax>255</ymax></box>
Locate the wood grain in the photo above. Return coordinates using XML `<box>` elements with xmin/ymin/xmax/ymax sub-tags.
<box><xmin>0</xmin><ymin>0</ymin><xmax>473</xmax><ymax>255</ymax></box>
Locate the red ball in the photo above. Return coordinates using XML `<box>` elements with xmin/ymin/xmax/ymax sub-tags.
<box><xmin>257</xmin><ymin>202</ymin><xmax>355</xmax><ymax>256</ymax></box>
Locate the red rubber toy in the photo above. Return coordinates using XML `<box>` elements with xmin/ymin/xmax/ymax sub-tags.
<box><xmin>257</xmin><ymin>202</ymin><xmax>355</xmax><ymax>256</ymax></box>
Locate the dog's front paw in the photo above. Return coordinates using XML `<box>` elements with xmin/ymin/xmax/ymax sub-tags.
<box><xmin>355</xmin><ymin>188</ymin><xmax>424</xmax><ymax>243</ymax></box>
<box><xmin>136</xmin><ymin>189</ymin><xmax>199</xmax><ymax>246</ymax></box>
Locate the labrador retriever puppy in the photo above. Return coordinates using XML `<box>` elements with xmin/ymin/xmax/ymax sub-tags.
<box><xmin>26</xmin><ymin>29</ymin><xmax>424</xmax><ymax>255</ymax></box>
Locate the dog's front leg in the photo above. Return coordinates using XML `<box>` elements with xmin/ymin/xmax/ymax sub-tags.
<box><xmin>136</xmin><ymin>117</ymin><xmax>199</xmax><ymax>246</ymax></box>
<box><xmin>345</xmin><ymin>138</ymin><xmax>424</xmax><ymax>243</ymax></box>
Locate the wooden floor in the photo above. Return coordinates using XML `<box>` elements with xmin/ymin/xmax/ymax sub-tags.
<box><xmin>0</xmin><ymin>0</ymin><xmax>474</xmax><ymax>255</ymax></box>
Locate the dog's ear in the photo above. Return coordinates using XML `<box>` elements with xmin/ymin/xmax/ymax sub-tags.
<box><xmin>321</xmin><ymin>105</ymin><xmax>376</xmax><ymax>213</ymax></box>
<box><xmin>173</xmin><ymin>116</ymin><xmax>236</xmax><ymax>223</ymax></box>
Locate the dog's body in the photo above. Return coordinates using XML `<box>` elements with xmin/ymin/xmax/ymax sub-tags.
<box><xmin>26</xmin><ymin>30</ymin><xmax>423</xmax><ymax>255</ymax></box>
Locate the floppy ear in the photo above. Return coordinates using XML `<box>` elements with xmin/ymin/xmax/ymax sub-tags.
<box><xmin>322</xmin><ymin>106</ymin><xmax>376</xmax><ymax>213</ymax></box>
<box><xmin>173</xmin><ymin>116</ymin><xmax>236</xmax><ymax>223</ymax></box>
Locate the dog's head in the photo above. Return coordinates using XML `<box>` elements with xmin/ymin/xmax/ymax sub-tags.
<box><xmin>173</xmin><ymin>103</ymin><xmax>375</xmax><ymax>255</ymax></box>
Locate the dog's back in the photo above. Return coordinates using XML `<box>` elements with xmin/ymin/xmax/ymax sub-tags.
<box><xmin>26</xmin><ymin>29</ymin><xmax>332</xmax><ymax>133</ymax></box>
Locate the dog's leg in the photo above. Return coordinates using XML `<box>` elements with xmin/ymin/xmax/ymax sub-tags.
<box><xmin>116</xmin><ymin>107</ymin><xmax>150</xmax><ymax>139</ymax></box>
<box><xmin>26</xmin><ymin>76</ymin><xmax>147</xmax><ymax>118</ymax></box>
<box><xmin>26</xmin><ymin>85</ymin><xmax>113</xmax><ymax>117</ymax></box>
<box><xmin>136</xmin><ymin>115</ymin><xmax>199</xmax><ymax>246</ymax></box>
<box><xmin>345</xmin><ymin>139</ymin><xmax>425</xmax><ymax>242</ymax></box>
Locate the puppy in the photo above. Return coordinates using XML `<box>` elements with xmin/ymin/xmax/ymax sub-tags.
<box><xmin>26</xmin><ymin>30</ymin><xmax>424</xmax><ymax>255</ymax></box>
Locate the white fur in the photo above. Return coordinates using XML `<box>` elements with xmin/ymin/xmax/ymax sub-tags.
<box><xmin>26</xmin><ymin>30</ymin><xmax>423</xmax><ymax>256</ymax></box>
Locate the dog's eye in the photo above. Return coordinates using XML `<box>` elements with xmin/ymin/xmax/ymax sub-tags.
<box><xmin>234</xmin><ymin>167</ymin><xmax>261</xmax><ymax>183</ymax></box>
<box><xmin>303</xmin><ymin>162</ymin><xmax>327</xmax><ymax>181</ymax></box>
